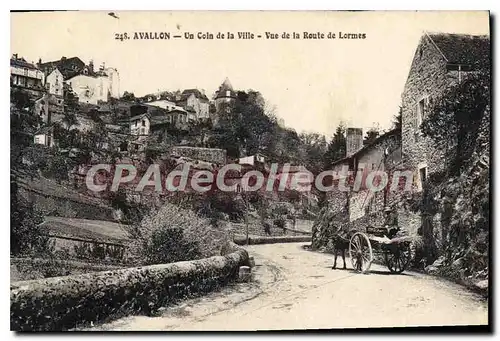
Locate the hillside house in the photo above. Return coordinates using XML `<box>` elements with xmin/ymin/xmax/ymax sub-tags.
<box><xmin>176</xmin><ymin>89</ymin><xmax>210</xmax><ymax>120</ymax></box>
<box><xmin>45</xmin><ymin>68</ymin><xmax>64</xmax><ymax>96</ymax></box>
<box><xmin>129</xmin><ymin>113</ymin><xmax>151</xmax><ymax>136</ymax></box>
<box><xmin>10</xmin><ymin>54</ymin><xmax>45</xmax><ymax>98</ymax></box>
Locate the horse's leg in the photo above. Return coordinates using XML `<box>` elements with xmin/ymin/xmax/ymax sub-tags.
<box><xmin>342</xmin><ymin>247</ymin><xmax>347</xmax><ymax>269</ymax></box>
<box><xmin>332</xmin><ymin>245</ymin><xmax>337</xmax><ymax>269</ymax></box>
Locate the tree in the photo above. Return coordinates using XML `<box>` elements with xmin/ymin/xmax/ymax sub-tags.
<box><xmin>363</xmin><ymin>128</ymin><xmax>380</xmax><ymax>146</ymax></box>
<box><xmin>421</xmin><ymin>71</ymin><xmax>490</xmax><ymax>174</ymax></box>
<box><xmin>10</xmin><ymin>88</ymin><xmax>52</xmax><ymax>256</ymax></box>
<box><xmin>392</xmin><ymin>106</ymin><xmax>403</xmax><ymax>131</ymax></box>
<box><xmin>121</xmin><ymin>91</ymin><xmax>136</xmax><ymax>102</ymax></box>
<box><xmin>298</xmin><ymin>132</ymin><xmax>327</xmax><ymax>174</ymax></box>
<box><xmin>323</xmin><ymin>122</ymin><xmax>346</xmax><ymax>168</ymax></box>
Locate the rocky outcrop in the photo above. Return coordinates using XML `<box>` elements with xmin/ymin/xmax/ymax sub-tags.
<box><xmin>10</xmin><ymin>242</ymin><xmax>248</xmax><ymax>331</ymax></box>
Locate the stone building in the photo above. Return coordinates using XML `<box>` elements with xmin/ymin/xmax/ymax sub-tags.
<box><xmin>176</xmin><ymin>89</ymin><xmax>210</xmax><ymax>120</ymax></box>
<box><xmin>401</xmin><ymin>32</ymin><xmax>490</xmax><ymax>192</ymax></box>
<box><xmin>346</xmin><ymin>128</ymin><xmax>363</xmax><ymax>157</ymax></box>
<box><xmin>39</xmin><ymin>57</ymin><xmax>120</xmax><ymax>104</ymax></box>
<box><xmin>214</xmin><ymin>77</ymin><xmax>237</xmax><ymax>113</ymax></box>
<box><xmin>398</xmin><ymin>32</ymin><xmax>490</xmax><ymax>240</ymax></box>
<box><xmin>328</xmin><ymin>129</ymin><xmax>403</xmax><ymax>222</ymax></box>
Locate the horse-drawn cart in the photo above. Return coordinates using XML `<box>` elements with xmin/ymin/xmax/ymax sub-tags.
<box><xmin>349</xmin><ymin>225</ymin><xmax>412</xmax><ymax>274</ymax></box>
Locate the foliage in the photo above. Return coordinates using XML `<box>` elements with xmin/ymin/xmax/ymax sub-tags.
<box><xmin>128</xmin><ymin>204</ymin><xmax>230</xmax><ymax>265</ymax></box>
<box><xmin>421</xmin><ymin>72</ymin><xmax>490</xmax><ymax>174</ymax></box>
<box><xmin>121</xmin><ymin>91</ymin><xmax>136</xmax><ymax>101</ymax></box>
<box><xmin>11</xmin><ymin>180</ymin><xmax>53</xmax><ymax>256</ymax></box>
<box><xmin>414</xmin><ymin>71</ymin><xmax>490</xmax><ymax>279</ymax></box>
<box><xmin>10</xmin><ymin>88</ymin><xmax>53</xmax><ymax>256</ymax></box>
<box><xmin>363</xmin><ymin>126</ymin><xmax>380</xmax><ymax>146</ymax></box>
<box><xmin>323</xmin><ymin>122</ymin><xmax>346</xmax><ymax>168</ymax></box>
<box><xmin>108</xmin><ymin>189</ymin><xmax>151</xmax><ymax>224</ymax></box>
<box><xmin>392</xmin><ymin>107</ymin><xmax>403</xmax><ymax>131</ymax></box>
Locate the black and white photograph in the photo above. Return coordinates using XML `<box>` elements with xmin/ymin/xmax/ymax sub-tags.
<box><xmin>8</xmin><ymin>10</ymin><xmax>491</xmax><ymax>332</ymax></box>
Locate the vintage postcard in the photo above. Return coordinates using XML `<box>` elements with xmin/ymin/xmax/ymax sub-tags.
<box><xmin>10</xmin><ymin>10</ymin><xmax>490</xmax><ymax>331</ymax></box>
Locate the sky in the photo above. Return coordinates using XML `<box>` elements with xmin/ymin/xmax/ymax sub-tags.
<box><xmin>11</xmin><ymin>11</ymin><xmax>489</xmax><ymax>137</ymax></box>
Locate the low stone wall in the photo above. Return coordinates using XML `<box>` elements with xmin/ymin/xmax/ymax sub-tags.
<box><xmin>18</xmin><ymin>185</ymin><xmax>116</xmax><ymax>221</ymax></box>
<box><xmin>233</xmin><ymin>235</ymin><xmax>311</xmax><ymax>245</ymax></box>
<box><xmin>10</xmin><ymin>242</ymin><xmax>248</xmax><ymax>331</ymax></box>
<box><xmin>10</xmin><ymin>258</ymin><xmax>124</xmax><ymax>282</ymax></box>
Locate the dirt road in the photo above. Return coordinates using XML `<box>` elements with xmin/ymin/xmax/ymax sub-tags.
<box><xmin>88</xmin><ymin>242</ymin><xmax>488</xmax><ymax>331</ymax></box>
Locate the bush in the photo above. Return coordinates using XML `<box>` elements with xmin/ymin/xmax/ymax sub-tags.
<box><xmin>128</xmin><ymin>204</ymin><xmax>229</xmax><ymax>265</ymax></box>
<box><xmin>108</xmin><ymin>189</ymin><xmax>150</xmax><ymax>224</ymax></box>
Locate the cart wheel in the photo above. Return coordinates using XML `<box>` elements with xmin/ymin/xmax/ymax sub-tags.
<box><xmin>385</xmin><ymin>243</ymin><xmax>411</xmax><ymax>274</ymax></box>
<box><xmin>349</xmin><ymin>232</ymin><xmax>373</xmax><ymax>273</ymax></box>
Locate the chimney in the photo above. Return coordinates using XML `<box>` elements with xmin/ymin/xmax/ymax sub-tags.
<box><xmin>346</xmin><ymin>128</ymin><xmax>363</xmax><ymax>157</ymax></box>
<box><xmin>12</xmin><ymin>53</ymin><xmax>18</xmax><ymax>60</ymax></box>
<box><xmin>89</xmin><ymin>60</ymin><xmax>94</xmax><ymax>73</ymax></box>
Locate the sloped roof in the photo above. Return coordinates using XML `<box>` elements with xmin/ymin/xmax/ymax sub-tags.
<box><xmin>181</xmin><ymin>88</ymin><xmax>209</xmax><ymax>101</ymax></box>
<box><xmin>220</xmin><ymin>77</ymin><xmax>233</xmax><ymax>91</ymax></box>
<box><xmin>10</xmin><ymin>58</ymin><xmax>39</xmax><ymax>70</ymax></box>
<box><xmin>35</xmin><ymin>126</ymin><xmax>53</xmax><ymax>135</ymax></box>
<box><xmin>38</xmin><ymin>57</ymin><xmax>86</xmax><ymax>80</ymax></box>
<box><xmin>129</xmin><ymin>113</ymin><xmax>150</xmax><ymax>122</ymax></box>
<box><xmin>427</xmin><ymin>33</ymin><xmax>490</xmax><ymax>66</ymax></box>
<box><xmin>215</xmin><ymin>77</ymin><xmax>237</xmax><ymax>99</ymax></box>
<box><xmin>331</xmin><ymin>128</ymin><xmax>400</xmax><ymax>167</ymax></box>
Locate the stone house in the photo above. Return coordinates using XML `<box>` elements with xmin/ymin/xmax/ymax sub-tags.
<box><xmin>398</xmin><ymin>32</ymin><xmax>490</xmax><ymax>239</ymax></box>
<box><xmin>176</xmin><ymin>89</ymin><xmax>210</xmax><ymax>120</ymax></box>
<box><xmin>327</xmin><ymin>128</ymin><xmax>404</xmax><ymax>227</ymax></box>
<box><xmin>401</xmin><ymin>32</ymin><xmax>490</xmax><ymax>192</ymax></box>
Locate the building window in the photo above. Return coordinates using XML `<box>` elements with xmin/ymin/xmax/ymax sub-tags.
<box><xmin>414</xmin><ymin>97</ymin><xmax>429</xmax><ymax>141</ymax></box>
<box><xmin>416</xmin><ymin>98</ymin><xmax>425</xmax><ymax>127</ymax></box>
<box><xmin>142</xmin><ymin>119</ymin><xmax>146</xmax><ymax>127</ymax></box>
<box><xmin>419</xmin><ymin>166</ymin><xmax>428</xmax><ymax>185</ymax></box>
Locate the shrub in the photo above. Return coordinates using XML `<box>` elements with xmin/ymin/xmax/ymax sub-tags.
<box><xmin>128</xmin><ymin>204</ymin><xmax>229</xmax><ymax>265</ymax></box>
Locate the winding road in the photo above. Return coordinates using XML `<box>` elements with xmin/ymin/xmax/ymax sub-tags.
<box><xmin>88</xmin><ymin>242</ymin><xmax>488</xmax><ymax>331</ymax></box>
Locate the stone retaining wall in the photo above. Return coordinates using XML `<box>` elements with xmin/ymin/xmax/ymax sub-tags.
<box><xmin>10</xmin><ymin>242</ymin><xmax>248</xmax><ymax>331</ymax></box>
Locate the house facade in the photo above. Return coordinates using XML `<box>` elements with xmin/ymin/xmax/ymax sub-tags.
<box><xmin>66</xmin><ymin>74</ymin><xmax>110</xmax><ymax>104</ymax></box>
<box><xmin>176</xmin><ymin>89</ymin><xmax>210</xmax><ymax>120</ymax></box>
<box><xmin>10</xmin><ymin>54</ymin><xmax>45</xmax><ymax>97</ymax></box>
<box><xmin>401</xmin><ymin>32</ymin><xmax>490</xmax><ymax>192</ymax></box>
<box><xmin>45</xmin><ymin>68</ymin><xmax>64</xmax><ymax>96</ymax></box>
<box><xmin>129</xmin><ymin>113</ymin><xmax>151</xmax><ymax>136</ymax></box>
<box><xmin>34</xmin><ymin>93</ymin><xmax>64</xmax><ymax>124</ymax></box>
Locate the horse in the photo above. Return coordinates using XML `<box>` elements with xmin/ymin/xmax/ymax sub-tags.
<box><xmin>330</xmin><ymin>225</ymin><xmax>351</xmax><ymax>270</ymax></box>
